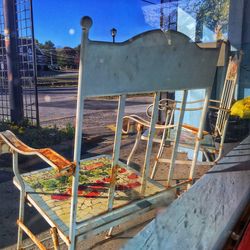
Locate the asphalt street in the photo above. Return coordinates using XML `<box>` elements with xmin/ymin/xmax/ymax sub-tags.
<box><xmin>38</xmin><ymin>87</ymin><xmax>153</xmax><ymax>125</ymax></box>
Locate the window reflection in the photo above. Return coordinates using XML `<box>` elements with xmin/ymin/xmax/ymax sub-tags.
<box><xmin>141</xmin><ymin>0</ymin><xmax>229</xmax><ymax>42</ymax></box>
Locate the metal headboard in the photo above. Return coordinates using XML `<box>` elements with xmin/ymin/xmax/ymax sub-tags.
<box><xmin>79</xmin><ymin>17</ymin><xmax>220</xmax><ymax>97</ymax></box>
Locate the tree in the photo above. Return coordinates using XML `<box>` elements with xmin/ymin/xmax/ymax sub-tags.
<box><xmin>37</xmin><ymin>40</ymin><xmax>57</xmax><ymax>65</ymax></box>
<box><xmin>142</xmin><ymin>0</ymin><xmax>229</xmax><ymax>41</ymax></box>
<box><xmin>74</xmin><ymin>44</ymin><xmax>81</xmax><ymax>67</ymax></box>
<box><xmin>180</xmin><ymin>0</ymin><xmax>229</xmax><ymax>41</ymax></box>
<box><xmin>56</xmin><ymin>47</ymin><xmax>78</xmax><ymax>69</ymax></box>
<box><xmin>39</xmin><ymin>40</ymin><xmax>55</xmax><ymax>50</ymax></box>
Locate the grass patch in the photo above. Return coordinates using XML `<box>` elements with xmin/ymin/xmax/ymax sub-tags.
<box><xmin>0</xmin><ymin>122</ymin><xmax>74</xmax><ymax>148</ymax></box>
<box><xmin>37</xmin><ymin>74</ymin><xmax>78</xmax><ymax>87</ymax></box>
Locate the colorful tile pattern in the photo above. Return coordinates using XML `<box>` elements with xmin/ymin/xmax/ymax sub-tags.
<box><xmin>22</xmin><ymin>156</ymin><xmax>163</xmax><ymax>226</ymax></box>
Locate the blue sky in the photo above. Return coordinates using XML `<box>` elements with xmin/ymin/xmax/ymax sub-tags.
<box><xmin>33</xmin><ymin>0</ymin><xmax>157</xmax><ymax>48</ymax></box>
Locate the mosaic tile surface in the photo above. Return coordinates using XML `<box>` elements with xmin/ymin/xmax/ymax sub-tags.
<box><xmin>22</xmin><ymin>156</ymin><xmax>163</xmax><ymax>226</ymax></box>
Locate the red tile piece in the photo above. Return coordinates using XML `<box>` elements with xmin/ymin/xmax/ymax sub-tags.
<box><xmin>84</xmin><ymin>162</ymin><xmax>104</xmax><ymax>170</ymax></box>
<box><xmin>51</xmin><ymin>194</ymin><xmax>70</xmax><ymax>200</ymax></box>
<box><xmin>127</xmin><ymin>173</ymin><xmax>138</xmax><ymax>179</ymax></box>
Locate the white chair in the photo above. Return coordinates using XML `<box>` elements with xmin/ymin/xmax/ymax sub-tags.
<box><xmin>125</xmin><ymin>55</ymin><xmax>240</xmax><ymax>186</ymax></box>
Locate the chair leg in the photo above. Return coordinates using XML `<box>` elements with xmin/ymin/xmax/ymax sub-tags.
<box><xmin>151</xmin><ymin>110</ymin><xmax>172</xmax><ymax>179</ymax></box>
<box><xmin>17</xmin><ymin>190</ymin><xmax>25</xmax><ymax>250</ymax></box>
<box><xmin>13</xmin><ymin>151</ymin><xmax>25</xmax><ymax>250</ymax></box>
<box><xmin>204</xmin><ymin>151</ymin><xmax>215</xmax><ymax>162</ymax></box>
<box><xmin>50</xmin><ymin>227</ymin><xmax>60</xmax><ymax>250</ymax></box>
<box><xmin>167</xmin><ymin>90</ymin><xmax>188</xmax><ymax>187</ymax></box>
<box><xmin>127</xmin><ymin>127</ymin><xmax>142</xmax><ymax>166</ymax></box>
<box><xmin>150</xmin><ymin>142</ymin><xmax>164</xmax><ymax>179</ymax></box>
<box><xmin>17</xmin><ymin>220</ymin><xmax>47</xmax><ymax>250</ymax></box>
<box><xmin>105</xmin><ymin>227</ymin><xmax>114</xmax><ymax>239</ymax></box>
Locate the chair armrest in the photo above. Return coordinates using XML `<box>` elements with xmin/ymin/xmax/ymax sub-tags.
<box><xmin>159</xmin><ymin>98</ymin><xmax>230</xmax><ymax>112</ymax></box>
<box><xmin>209</xmin><ymin>99</ymin><xmax>221</xmax><ymax>103</ymax></box>
<box><xmin>122</xmin><ymin>115</ymin><xmax>174</xmax><ymax>134</ymax></box>
<box><xmin>146</xmin><ymin>99</ymin><xmax>177</xmax><ymax>118</ymax></box>
<box><xmin>147</xmin><ymin>98</ymin><xmax>208</xmax><ymax>116</ymax></box>
<box><xmin>159</xmin><ymin>98</ymin><xmax>205</xmax><ymax>105</ymax></box>
<box><xmin>0</xmin><ymin>130</ymin><xmax>75</xmax><ymax>176</ymax></box>
<box><xmin>0</xmin><ymin>138</ymin><xmax>10</xmax><ymax>154</ymax></box>
<box><xmin>208</xmin><ymin>106</ymin><xmax>231</xmax><ymax>112</ymax></box>
<box><xmin>209</xmin><ymin>99</ymin><xmax>231</xmax><ymax>112</ymax></box>
<box><xmin>182</xmin><ymin>124</ymin><xmax>209</xmax><ymax>136</ymax></box>
<box><xmin>37</xmin><ymin>148</ymin><xmax>75</xmax><ymax>175</ymax></box>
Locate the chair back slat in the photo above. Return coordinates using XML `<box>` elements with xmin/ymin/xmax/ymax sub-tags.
<box><xmin>215</xmin><ymin>56</ymin><xmax>240</xmax><ymax>136</ymax></box>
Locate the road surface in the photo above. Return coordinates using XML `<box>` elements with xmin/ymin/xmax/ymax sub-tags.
<box><xmin>38</xmin><ymin>87</ymin><xmax>153</xmax><ymax>127</ymax></box>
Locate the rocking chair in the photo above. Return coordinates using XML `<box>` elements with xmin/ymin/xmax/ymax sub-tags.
<box><xmin>125</xmin><ymin>55</ymin><xmax>240</xmax><ymax>187</ymax></box>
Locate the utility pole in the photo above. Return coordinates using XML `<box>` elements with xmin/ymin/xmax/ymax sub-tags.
<box><xmin>50</xmin><ymin>51</ymin><xmax>53</xmax><ymax>65</ymax></box>
<box><xmin>160</xmin><ymin>0</ymin><xmax>164</xmax><ymax>30</ymax></box>
<box><xmin>159</xmin><ymin>0</ymin><xmax>166</xmax><ymax>122</ymax></box>
<box><xmin>159</xmin><ymin>0</ymin><xmax>177</xmax><ymax>123</ymax></box>
<box><xmin>3</xmin><ymin>0</ymin><xmax>24</xmax><ymax>124</ymax></box>
<box><xmin>30</xmin><ymin>0</ymin><xmax>40</xmax><ymax>126</ymax></box>
<box><xmin>159</xmin><ymin>0</ymin><xmax>173</xmax><ymax>123</ymax></box>
<box><xmin>142</xmin><ymin>0</ymin><xmax>178</xmax><ymax>122</ymax></box>
<box><xmin>111</xmin><ymin>28</ymin><xmax>117</xmax><ymax>43</ymax></box>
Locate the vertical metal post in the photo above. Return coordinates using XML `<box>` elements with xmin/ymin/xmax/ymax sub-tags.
<box><xmin>3</xmin><ymin>0</ymin><xmax>24</xmax><ymax>124</ymax></box>
<box><xmin>12</xmin><ymin>151</ymin><xmax>25</xmax><ymax>249</ymax></box>
<box><xmin>188</xmin><ymin>87</ymin><xmax>211</xmax><ymax>188</ymax></box>
<box><xmin>111</xmin><ymin>28</ymin><xmax>117</xmax><ymax>43</ymax></box>
<box><xmin>50</xmin><ymin>51</ymin><xmax>53</xmax><ymax>65</ymax></box>
<box><xmin>69</xmin><ymin>16</ymin><xmax>92</xmax><ymax>250</ymax></box>
<box><xmin>159</xmin><ymin>0</ymin><xmax>165</xmax><ymax>123</ymax></box>
<box><xmin>160</xmin><ymin>0</ymin><xmax>164</xmax><ymax>30</ymax></box>
<box><xmin>166</xmin><ymin>89</ymin><xmax>188</xmax><ymax>187</ymax></box>
<box><xmin>30</xmin><ymin>0</ymin><xmax>40</xmax><ymax>126</ymax></box>
<box><xmin>140</xmin><ymin>92</ymin><xmax>160</xmax><ymax>196</ymax></box>
<box><xmin>159</xmin><ymin>0</ymin><xmax>177</xmax><ymax>123</ymax></box>
<box><xmin>107</xmin><ymin>94</ymin><xmax>126</xmax><ymax>210</ymax></box>
<box><xmin>105</xmin><ymin>95</ymin><xmax>125</xmax><ymax>239</ymax></box>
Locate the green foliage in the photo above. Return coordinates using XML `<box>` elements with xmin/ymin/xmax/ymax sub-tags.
<box><xmin>63</xmin><ymin>123</ymin><xmax>75</xmax><ymax>139</ymax></box>
<box><xmin>198</xmin><ymin>0</ymin><xmax>229</xmax><ymax>30</ymax></box>
<box><xmin>0</xmin><ymin>122</ymin><xmax>75</xmax><ymax>148</ymax></box>
<box><xmin>56</xmin><ymin>46</ymin><xmax>80</xmax><ymax>69</ymax></box>
<box><xmin>39</xmin><ymin>40</ymin><xmax>56</xmax><ymax>50</ymax></box>
<box><xmin>36</xmin><ymin>39</ymin><xmax>81</xmax><ymax>69</ymax></box>
<box><xmin>181</xmin><ymin>0</ymin><xmax>229</xmax><ymax>30</ymax></box>
<box><xmin>30</xmin><ymin>181</ymin><xmax>43</xmax><ymax>190</ymax></box>
<box><xmin>74</xmin><ymin>44</ymin><xmax>81</xmax><ymax>54</ymax></box>
<box><xmin>40</xmin><ymin>178</ymin><xmax>58</xmax><ymax>191</ymax></box>
<box><xmin>36</xmin><ymin>40</ymin><xmax>57</xmax><ymax>66</ymax></box>
<box><xmin>180</xmin><ymin>0</ymin><xmax>229</xmax><ymax>41</ymax></box>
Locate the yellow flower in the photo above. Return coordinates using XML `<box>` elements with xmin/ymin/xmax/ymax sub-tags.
<box><xmin>231</xmin><ymin>96</ymin><xmax>250</xmax><ymax>119</ymax></box>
